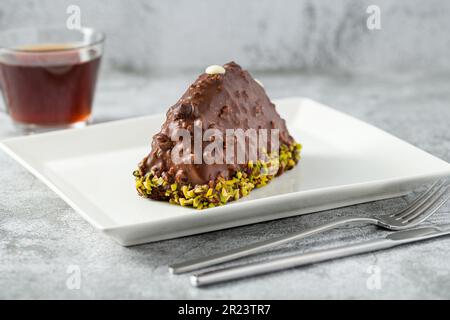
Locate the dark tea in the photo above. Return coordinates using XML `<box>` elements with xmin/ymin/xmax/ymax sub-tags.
<box><xmin>0</xmin><ymin>44</ymin><xmax>101</xmax><ymax>127</ymax></box>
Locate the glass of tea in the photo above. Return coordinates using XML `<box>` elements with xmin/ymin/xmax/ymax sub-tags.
<box><xmin>0</xmin><ymin>27</ymin><xmax>104</xmax><ymax>133</ymax></box>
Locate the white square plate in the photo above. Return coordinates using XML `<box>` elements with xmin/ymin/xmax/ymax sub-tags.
<box><xmin>2</xmin><ymin>97</ymin><xmax>450</xmax><ymax>246</ymax></box>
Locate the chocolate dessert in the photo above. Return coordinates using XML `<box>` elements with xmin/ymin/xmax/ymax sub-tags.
<box><xmin>134</xmin><ymin>62</ymin><xmax>301</xmax><ymax>209</ymax></box>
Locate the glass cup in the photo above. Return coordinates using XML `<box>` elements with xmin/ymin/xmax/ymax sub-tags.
<box><xmin>0</xmin><ymin>27</ymin><xmax>105</xmax><ymax>133</ymax></box>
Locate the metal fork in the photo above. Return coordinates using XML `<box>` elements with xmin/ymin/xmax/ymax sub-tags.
<box><xmin>169</xmin><ymin>179</ymin><xmax>450</xmax><ymax>274</ymax></box>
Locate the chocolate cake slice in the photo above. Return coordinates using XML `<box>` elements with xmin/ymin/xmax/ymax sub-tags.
<box><xmin>134</xmin><ymin>62</ymin><xmax>301</xmax><ymax>209</ymax></box>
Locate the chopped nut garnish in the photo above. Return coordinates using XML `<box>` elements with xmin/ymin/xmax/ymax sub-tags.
<box><xmin>133</xmin><ymin>142</ymin><xmax>301</xmax><ymax>209</ymax></box>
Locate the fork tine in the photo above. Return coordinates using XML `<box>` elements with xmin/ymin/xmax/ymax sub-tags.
<box><xmin>390</xmin><ymin>179</ymin><xmax>446</xmax><ymax>219</ymax></box>
<box><xmin>400</xmin><ymin>184</ymin><xmax>450</xmax><ymax>224</ymax></box>
<box><xmin>398</xmin><ymin>182</ymin><xmax>450</xmax><ymax>220</ymax></box>
<box><xmin>406</xmin><ymin>192</ymin><xmax>450</xmax><ymax>226</ymax></box>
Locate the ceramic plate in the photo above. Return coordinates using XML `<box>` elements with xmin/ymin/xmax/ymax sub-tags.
<box><xmin>2</xmin><ymin>97</ymin><xmax>450</xmax><ymax>245</ymax></box>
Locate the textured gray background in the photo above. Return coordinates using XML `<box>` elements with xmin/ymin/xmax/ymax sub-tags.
<box><xmin>1</xmin><ymin>0</ymin><xmax>450</xmax><ymax>74</ymax></box>
<box><xmin>1</xmin><ymin>0</ymin><xmax>450</xmax><ymax>299</ymax></box>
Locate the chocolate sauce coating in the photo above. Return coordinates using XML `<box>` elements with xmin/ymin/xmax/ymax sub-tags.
<box><xmin>139</xmin><ymin>62</ymin><xmax>294</xmax><ymax>186</ymax></box>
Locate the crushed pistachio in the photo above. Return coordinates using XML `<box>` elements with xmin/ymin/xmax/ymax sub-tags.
<box><xmin>134</xmin><ymin>142</ymin><xmax>301</xmax><ymax>209</ymax></box>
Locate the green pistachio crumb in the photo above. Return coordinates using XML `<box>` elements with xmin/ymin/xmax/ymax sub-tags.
<box><xmin>134</xmin><ymin>141</ymin><xmax>301</xmax><ymax>209</ymax></box>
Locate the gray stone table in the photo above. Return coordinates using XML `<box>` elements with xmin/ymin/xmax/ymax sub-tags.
<box><xmin>1</xmin><ymin>70</ymin><xmax>449</xmax><ymax>299</ymax></box>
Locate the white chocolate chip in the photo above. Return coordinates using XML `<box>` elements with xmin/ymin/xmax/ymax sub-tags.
<box><xmin>255</xmin><ymin>79</ymin><xmax>264</xmax><ymax>88</ymax></box>
<box><xmin>205</xmin><ymin>65</ymin><xmax>226</xmax><ymax>75</ymax></box>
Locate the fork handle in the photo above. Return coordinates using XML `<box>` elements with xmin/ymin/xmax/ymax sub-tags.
<box><xmin>191</xmin><ymin>238</ymin><xmax>394</xmax><ymax>287</ymax></box>
<box><xmin>191</xmin><ymin>225</ymin><xmax>450</xmax><ymax>287</ymax></box>
<box><xmin>169</xmin><ymin>216</ymin><xmax>378</xmax><ymax>274</ymax></box>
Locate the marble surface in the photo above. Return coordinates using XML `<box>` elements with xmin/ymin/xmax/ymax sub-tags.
<box><xmin>2</xmin><ymin>0</ymin><xmax>450</xmax><ymax>74</ymax></box>
<box><xmin>1</xmin><ymin>70</ymin><xmax>450</xmax><ymax>299</ymax></box>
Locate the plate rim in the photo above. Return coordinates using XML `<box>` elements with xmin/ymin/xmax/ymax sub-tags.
<box><xmin>2</xmin><ymin>97</ymin><xmax>450</xmax><ymax>243</ymax></box>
